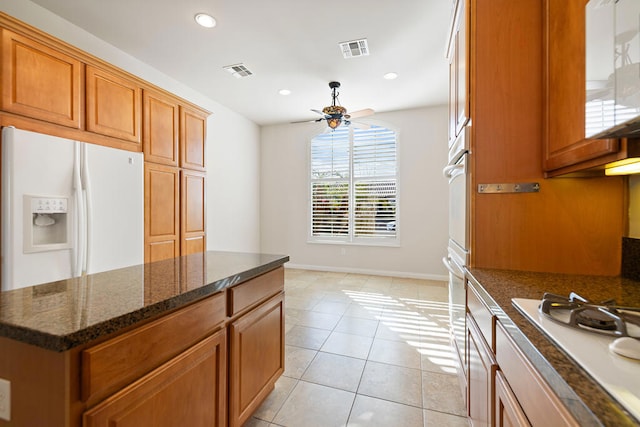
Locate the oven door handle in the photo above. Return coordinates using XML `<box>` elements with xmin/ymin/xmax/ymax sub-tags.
<box><xmin>442</xmin><ymin>256</ymin><xmax>464</xmax><ymax>280</ymax></box>
<box><xmin>442</xmin><ymin>163</ymin><xmax>464</xmax><ymax>179</ymax></box>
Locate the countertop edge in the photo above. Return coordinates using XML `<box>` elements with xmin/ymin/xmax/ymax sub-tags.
<box><xmin>0</xmin><ymin>254</ymin><xmax>289</xmax><ymax>352</ymax></box>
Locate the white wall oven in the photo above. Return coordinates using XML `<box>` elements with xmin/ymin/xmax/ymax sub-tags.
<box><xmin>443</xmin><ymin>126</ymin><xmax>470</xmax><ymax>377</ymax></box>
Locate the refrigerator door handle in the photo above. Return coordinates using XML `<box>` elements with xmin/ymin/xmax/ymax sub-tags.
<box><xmin>73</xmin><ymin>142</ymin><xmax>85</xmax><ymax>277</ymax></box>
<box><xmin>81</xmin><ymin>143</ymin><xmax>92</xmax><ymax>274</ymax></box>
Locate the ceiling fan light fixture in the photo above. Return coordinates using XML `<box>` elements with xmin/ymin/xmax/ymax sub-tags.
<box><xmin>194</xmin><ymin>13</ymin><xmax>216</xmax><ymax>28</ymax></box>
<box><xmin>327</xmin><ymin>117</ymin><xmax>342</xmax><ymax>129</ymax></box>
<box><xmin>322</xmin><ymin>105</ymin><xmax>346</xmax><ymax>116</ymax></box>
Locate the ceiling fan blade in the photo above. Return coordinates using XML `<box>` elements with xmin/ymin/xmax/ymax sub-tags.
<box><xmin>345</xmin><ymin>108</ymin><xmax>374</xmax><ymax>119</ymax></box>
<box><xmin>311</xmin><ymin>109</ymin><xmax>326</xmax><ymax>116</ymax></box>
<box><xmin>351</xmin><ymin>121</ymin><xmax>371</xmax><ymax>130</ymax></box>
<box><xmin>291</xmin><ymin>117</ymin><xmax>324</xmax><ymax>124</ymax></box>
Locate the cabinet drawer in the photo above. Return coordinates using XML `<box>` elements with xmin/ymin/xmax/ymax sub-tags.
<box><xmin>82</xmin><ymin>292</ymin><xmax>225</xmax><ymax>404</ymax></box>
<box><xmin>495</xmin><ymin>321</ymin><xmax>578</xmax><ymax>427</ymax></box>
<box><xmin>228</xmin><ymin>267</ymin><xmax>284</xmax><ymax>316</ymax></box>
<box><xmin>467</xmin><ymin>282</ymin><xmax>494</xmax><ymax>349</ymax></box>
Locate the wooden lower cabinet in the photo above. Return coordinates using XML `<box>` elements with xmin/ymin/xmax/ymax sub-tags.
<box><xmin>464</xmin><ymin>281</ymin><xmax>577</xmax><ymax>427</ymax></box>
<box><xmin>467</xmin><ymin>314</ymin><xmax>497</xmax><ymax>427</ymax></box>
<box><xmin>229</xmin><ymin>292</ymin><xmax>285</xmax><ymax>427</ymax></box>
<box><xmin>83</xmin><ymin>329</ymin><xmax>227</xmax><ymax>427</ymax></box>
<box><xmin>0</xmin><ymin>270</ymin><xmax>285</xmax><ymax>427</ymax></box>
<box><xmin>495</xmin><ymin>371</ymin><xmax>530</xmax><ymax>427</ymax></box>
<box><xmin>495</xmin><ymin>322</ymin><xmax>579</xmax><ymax>427</ymax></box>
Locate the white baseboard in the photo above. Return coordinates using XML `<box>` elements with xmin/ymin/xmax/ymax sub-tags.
<box><xmin>284</xmin><ymin>263</ymin><xmax>448</xmax><ymax>282</ymax></box>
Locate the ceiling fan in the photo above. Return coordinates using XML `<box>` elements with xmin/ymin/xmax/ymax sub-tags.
<box><xmin>293</xmin><ymin>81</ymin><xmax>374</xmax><ymax>129</ymax></box>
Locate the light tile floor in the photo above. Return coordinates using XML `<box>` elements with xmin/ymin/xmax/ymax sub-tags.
<box><xmin>244</xmin><ymin>269</ymin><xmax>469</xmax><ymax>427</ymax></box>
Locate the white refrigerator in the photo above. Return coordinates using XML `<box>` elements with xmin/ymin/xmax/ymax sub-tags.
<box><xmin>1</xmin><ymin>127</ymin><xmax>144</xmax><ymax>291</ymax></box>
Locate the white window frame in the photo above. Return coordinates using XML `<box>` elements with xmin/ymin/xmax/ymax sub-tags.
<box><xmin>308</xmin><ymin>124</ymin><xmax>400</xmax><ymax>247</ymax></box>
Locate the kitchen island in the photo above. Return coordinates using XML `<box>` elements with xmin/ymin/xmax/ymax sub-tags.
<box><xmin>467</xmin><ymin>268</ymin><xmax>640</xmax><ymax>427</ymax></box>
<box><xmin>0</xmin><ymin>251</ymin><xmax>289</xmax><ymax>427</ymax></box>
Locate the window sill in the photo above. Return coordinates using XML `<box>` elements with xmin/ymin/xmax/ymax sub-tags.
<box><xmin>307</xmin><ymin>239</ymin><xmax>400</xmax><ymax>248</ymax></box>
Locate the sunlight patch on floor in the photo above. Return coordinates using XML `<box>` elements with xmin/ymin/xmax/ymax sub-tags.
<box><xmin>342</xmin><ymin>288</ymin><xmax>460</xmax><ymax>375</ymax></box>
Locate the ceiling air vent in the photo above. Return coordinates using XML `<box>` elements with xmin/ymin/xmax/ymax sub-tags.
<box><xmin>223</xmin><ymin>63</ymin><xmax>253</xmax><ymax>78</ymax></box>
<box><xmin>339</xmin><ymin>38</ymin><xmax>369</xmax><ymax>59</ymax></box>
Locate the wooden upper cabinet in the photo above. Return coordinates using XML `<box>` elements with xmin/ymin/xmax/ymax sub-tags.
<box><xmin>143</xmin><ymin>89</ymin><xmax>179</xmax><ymax>166</ymax></box>
<box><xmin>181</xmin><ymin>170</ymin><xmax>206</xmax><ymax>255</ymax></box>
<box><xmin>144</xmin><ymin>162</ymin><xmax>180</xmax><ymax>263</ymax></box>
<box><xmin>86</xmin><ymin>65</ymin><xmax>141</xmax><ymax>144</ymax></box>
<box><xmin>447</xmin><ymin>0</ymin><xmax>470</xmax><ymax>144</ymax></box>
<box><xmin>180</xmin><ymin>106</ymin><xmax>207</xmax><ymax>171</ymax></box>
<box><xmin>0</xmin><ymin>28</ymin><xmax>82</xmax><ymax>128</ymax></box>
<box><xmin>543</xmin><ymin>0</ymin><xmax>622</xmax><ymax>175</ymax></box>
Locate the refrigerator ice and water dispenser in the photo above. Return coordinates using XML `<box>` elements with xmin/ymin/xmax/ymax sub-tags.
<box><xmin>23</xmin><ymin>195</ymin><xmax>71</xmax><ymax>252</ymax></box>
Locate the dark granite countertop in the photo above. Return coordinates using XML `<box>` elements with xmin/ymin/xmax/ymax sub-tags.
<box><xmin>467</xmin><ymin>268</ymin><xmax>640</xmax><ymax>427</ymax></box>
<box><xmin>0</xmin><ymin>251</ymin><xmax>289</xmax><ymax>352</ymax></box>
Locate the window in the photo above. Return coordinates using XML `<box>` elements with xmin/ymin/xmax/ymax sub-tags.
<box><xmin>310</xmin><ymin>125</ymin><xmax>398</xmax><ymax>244</ymax></box>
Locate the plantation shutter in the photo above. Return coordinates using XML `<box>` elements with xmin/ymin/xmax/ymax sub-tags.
<box><xmin>311</xmin><ymin>128</ymin><xmax>350</xmax><ymax>236</ymax></box>
<box><xmin>310</xmin><ymin>125</ymin><xmax>397</xmax><ymax>241</ymax></box>
<box><xmin>353</xmin><ymin>127</ymin><xmax>397</xmax><ymax>238</ymax></box>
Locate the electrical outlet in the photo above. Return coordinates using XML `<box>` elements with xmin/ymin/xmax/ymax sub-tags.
<box><xmin>0</xmin><ymin>378</ymin><xmax>10</xmax><ymax>421</ymax></box>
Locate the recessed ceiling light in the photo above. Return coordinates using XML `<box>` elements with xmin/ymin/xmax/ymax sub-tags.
<box><xmin>195</xmin><ymin>13</ymin><xmax>216</xmax><ymax>28</ymax></box>
<box><xmin>384</xmin><ymin>72</ymin><xmax>398</xmax><ymax>80</ymax></box>
<box><xmin>278</xmin><ymin>89</ymin><xmax>291</xmax><ymax>96</ymax></box>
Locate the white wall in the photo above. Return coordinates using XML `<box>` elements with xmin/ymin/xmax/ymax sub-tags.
<box><xmin>260</xmin><ymin>106</ymin><xmax>449</xmax><ymax>279</ymax></box>
<box><xmin>0</xmin><ymin>0</ymin><xmax>262</xmax><ymax>252</ymax></box>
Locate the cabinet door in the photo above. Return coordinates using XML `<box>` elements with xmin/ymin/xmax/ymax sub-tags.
<box><xmin>144</xmin><ymin>163</ymin><xmax>180</xmax><ymax>262</ymax></box>
<box><xmin>495</xmin><ymin>371</ymin><xmax>531</xmax><ymax>427</ymax></box>
<box><xmin>180</xmin><ymin>106</ymin><xmax>207</xmax><ymax>171</ymax></box>
<box><xmin>83</xmin><ymin>330</ymin><xmax>227</xmax><ymax>427</ymax></box>
<box><xmin>229</xmin><ymin>293</ymin><xmax>284</xmax><ymax>427</ymax></box>
<box><xmin>1</xmin><ymin>29</ymin><xmax>81</xmax><ymax>128</ymax></box>
<box><xmin>467</xmin><ymin>315</ymin><xmax>497</xmax><ymax>427</ymax></box>
<box><xmin>454</xmin><ymin>0</ymin><xmax>469</xmax><ymax>137</ymax></box>
<box><xmin>180</xmin><ymin>169</ymin><xmax>206</xmax><ymax>255</ymax></box>
<box><xmin>86</xmin><ymin>65</ymin><xmax>141</xmax><ymax>144</ymax></box>
<box><xmin>543</xmin><ymin>0</ymin><xmax>620</xmax><ymax>174</ymax></box>
<box><xmin>495</xmin><ymin>322</ymin><xmax>579</xmax><ymax>426</ymax></box>
<box><xmin>143</xmin><ymin>89</ymin><xmax>179</xmax><ymax>166</ymax></box>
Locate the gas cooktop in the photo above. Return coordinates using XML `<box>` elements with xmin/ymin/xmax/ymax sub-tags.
<box><xmin>512</xmin><ymin>298</ymin><xmax>640</xmax><ymax>422</ymax></box>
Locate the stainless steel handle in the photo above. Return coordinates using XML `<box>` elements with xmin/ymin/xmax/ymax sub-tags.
<box><xmin>442</xmin><ymin>256</ymin><xmax>464</xmax><ymax>279</ymax></box>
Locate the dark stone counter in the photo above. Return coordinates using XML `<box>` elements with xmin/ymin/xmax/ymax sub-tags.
<box><xmin>0</xmin><ymin>251</ymin><xmax>289</xmax><ymax>352</ymax></box>
<box><xmin>467</xmin><ymin>268</ymin><xmax>640</xmax><ymax>427</ymax></box>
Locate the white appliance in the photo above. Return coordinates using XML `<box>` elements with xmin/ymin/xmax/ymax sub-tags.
<box><xmin>443</xmin><ymin>126</ymin><xmax>470</xmax><ymax>373</ymax></box>
<box><xmin>1</xmin><ymin>127</ymin><xmax>144</xmax><ymax>291</ymax></box>
<box><xmin>513</xmin><ymin>298</ymin><xmax>640</xmax><ymax>422</ymax></box>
